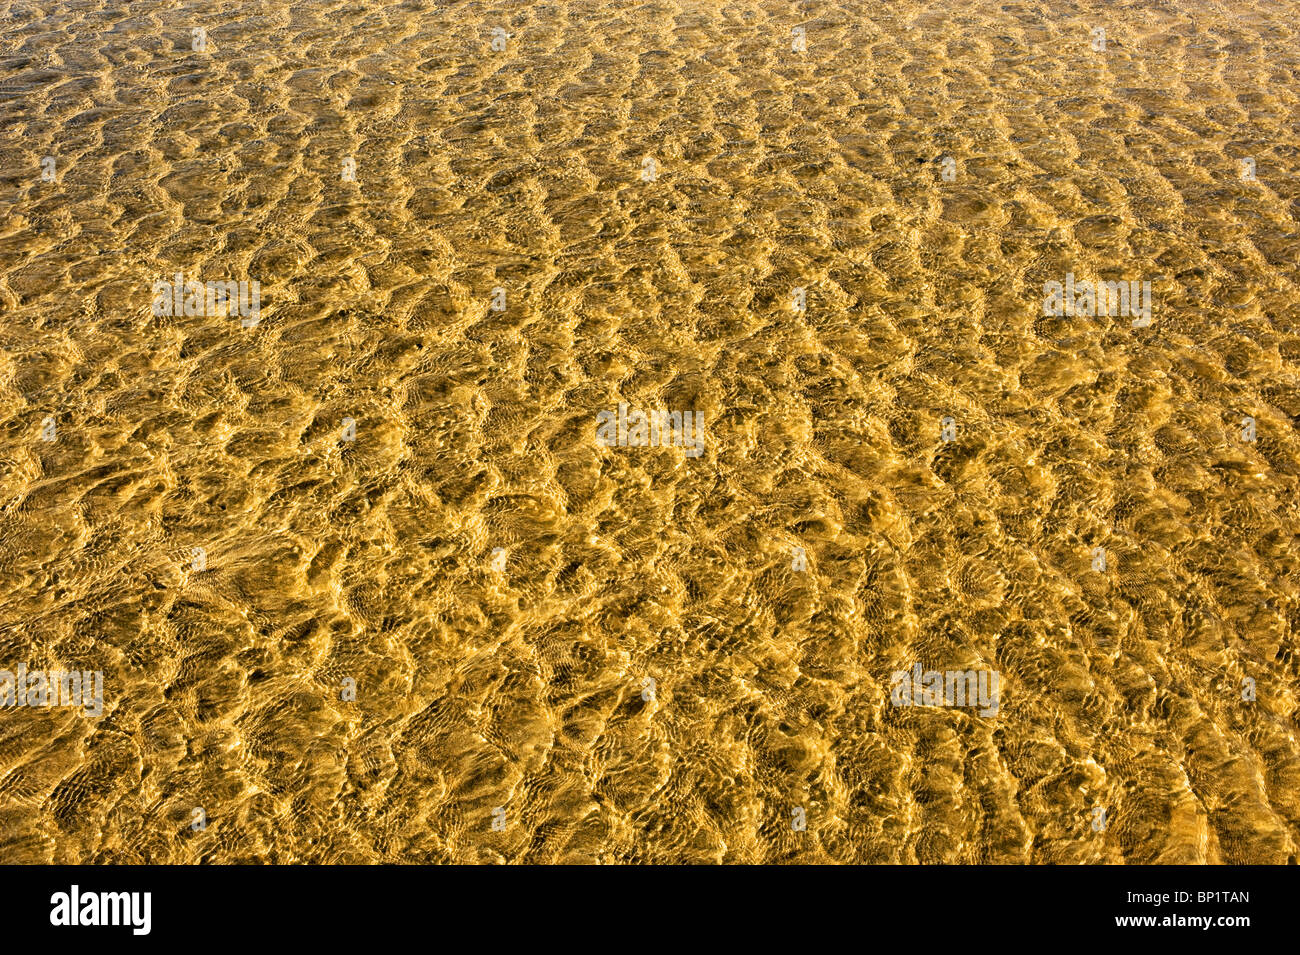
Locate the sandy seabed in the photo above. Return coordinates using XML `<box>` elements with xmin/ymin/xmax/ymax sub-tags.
<box><xmin>0</xmin><ymin>0</ymin><xmax>1298</xmax><ymax>864</ymax></box>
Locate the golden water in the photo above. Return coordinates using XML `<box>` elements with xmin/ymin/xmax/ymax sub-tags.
<box><xmin>1</xmin><ymin>0</ymin><xmax>1298</xmax><ymax>863</ymax></box>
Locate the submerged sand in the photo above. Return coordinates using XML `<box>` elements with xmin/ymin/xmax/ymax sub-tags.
<box><xmin>0</xmin><ymin>0</ymin><xmax>1298</xmax><ymax>863</ymax></box>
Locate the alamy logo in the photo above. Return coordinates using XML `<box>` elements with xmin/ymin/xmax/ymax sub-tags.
<box><xmin>890</xmin><ymin>663</ymin><xmax>1000</xmax><ymax>716</ymax></box>
<box><xmin>50</xmin><ymin>885</ymin><xmax>151</xmax><ymax>935</ymax></box>
<box><xmin>152</xmin><ymin>273</ymin><xmax>261</xmax><ymax>326</ymax></box>
<box><xmin>1043</xmin><ymin>272</ymin><xmax>1152</xmax><ymax>326</ymax></box>
<box><xmin>1</xmin><ymin>665</ymin><xmax>103</xmax><ymax>717</ymax></box>
<box><xmin>596</xmin><ymin>402</ymin><xmax>704</xmax><ymax>457</ymax></box>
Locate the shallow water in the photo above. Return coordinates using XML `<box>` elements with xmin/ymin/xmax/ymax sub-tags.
<box><xmin>0</xmin><ymin>0</ymin><xmax>1297</xmax><ymax>863</ymax></box>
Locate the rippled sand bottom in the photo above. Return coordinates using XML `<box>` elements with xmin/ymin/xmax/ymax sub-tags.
<box><xmin>0</xmin><ymin>0</ymin><xmax>1298</xmax><ymax>863</ymax></box>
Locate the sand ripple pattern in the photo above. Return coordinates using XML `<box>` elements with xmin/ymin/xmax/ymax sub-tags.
<box><xmin>0</xmin><ymin>0</ymin><xmax>1298</xmax><ymax>863</ymax></box>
